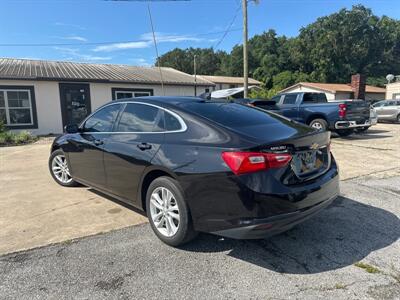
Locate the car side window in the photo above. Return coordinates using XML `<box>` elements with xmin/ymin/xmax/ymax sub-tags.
<box><xmin>116</xmin><ymin>103</ymin><xmax>163</xmax><ymax>132</ymax></box>
<box><xmin>83</xmin><ymin>104</ymin><xmax>121</xmax><ymax>133</ymax></box>
<box><xmin>282</xmin><ymin>94</ymin><xmax>297</xmax><ymax>105</ymax></box>
<box><xmin>303</xmin><ymin>93</ymin><xmax>318</xmax><ymax>103</ymax></box>
<box><xmin>271</xmin><ymin>95</ymin><xmax>281</xmax><ymax>103</ymax></box>
<box><xmin>164</xmin><ymin>111</ymin><xmax>182</xmax><ymax>131</ymax></box>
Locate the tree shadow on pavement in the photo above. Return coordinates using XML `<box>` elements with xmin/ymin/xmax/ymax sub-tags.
<box><xmin>181</xmin><ymin>196</ymin><xmax>400</xmax><ymax>274</ymax></box>
<box><xmin>332</xmin><ymin>130</ymin><xmax>392</xmax><ymax>140</ymax></box>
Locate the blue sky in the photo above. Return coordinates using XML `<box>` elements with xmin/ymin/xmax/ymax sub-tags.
<box><xmin>0</xmin><ymin>0</ymin><xmax>399</xmax><ymax>66</ymax></box>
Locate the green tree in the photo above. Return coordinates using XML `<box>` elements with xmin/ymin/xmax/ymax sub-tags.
<box><xmin>157</xmin><ymin>48</ymin><xmax>228</xmax><ymax>75</ymax></box>
<box><xmin>156</xmin><ymin>5</ymin><xmax>400</xmax><ymax>96</ymax></box>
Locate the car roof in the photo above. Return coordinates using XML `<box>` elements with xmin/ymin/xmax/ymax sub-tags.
<box><xmin>113</xmin><ymin>96</ymin><xmax>204</xmax><ymax>106</ymax></box>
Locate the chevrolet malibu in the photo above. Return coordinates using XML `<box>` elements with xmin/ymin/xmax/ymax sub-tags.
<box><xmin>49</xmin><ymin>97</ymin><xmax>339</xmax><ymax>246</ymax></box>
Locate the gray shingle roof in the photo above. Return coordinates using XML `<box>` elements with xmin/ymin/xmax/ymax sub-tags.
<box><xmin>0</xmin><ymin>58</ymin><xmax>214</xmax><ymax>86</ymax></box>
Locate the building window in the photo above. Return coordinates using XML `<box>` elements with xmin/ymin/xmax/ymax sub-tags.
<box><xmin>111</xmin><ymin>88</ymin><xmax>153</xmax><ymax>100</ymax></box>
<box><xmin>229</xmin><ymin>84</ymin><xmax>237</xmax><ymax>89</ymax></box>
<box><xmin>0</xmin><ymin>86</ymin><xmax>37</xmax><ymax>128</ymax></box>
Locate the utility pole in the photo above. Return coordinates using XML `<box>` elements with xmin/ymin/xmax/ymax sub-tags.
<box><xmin>242</xmin><ymin>0</ymin><xmax>249</xmax><ymax>98</ymax></box>
<box><xmin>194</xmin><ymin>54</ymin><xmax>197</xmax><ymax>96</ymax></box>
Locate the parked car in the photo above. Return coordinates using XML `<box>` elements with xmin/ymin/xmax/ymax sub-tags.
<box><xmin>264</xmin><ymin>92</ymin><xmax>373</xmax><ymax>136</ymax></box>
<box><xmin>372</xmin><ymin>100</ymin><xmax>400</xmax><ymax>123</ymax></box>
<box><xmin>49</xmin><ymin>97</ymin><xmax>339</xmax><ymax>246</ymax></box>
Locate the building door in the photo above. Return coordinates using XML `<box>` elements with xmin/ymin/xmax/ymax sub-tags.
<box><xmin>59</xmin><ymin>83</ymin><xmax>91</xmax><ymax>127</ymax></box>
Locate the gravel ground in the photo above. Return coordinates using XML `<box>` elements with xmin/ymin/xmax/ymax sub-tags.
<box><xmin>0</xmin><ymin>176</ymin><xmax>399</xmax><ymax>300</ymax></box>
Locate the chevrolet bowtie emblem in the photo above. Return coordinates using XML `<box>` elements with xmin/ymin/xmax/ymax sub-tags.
<box><xmin>310</xmin><ymin>143</ymin><xmax>319</xmax><ymax>150</ymax></box>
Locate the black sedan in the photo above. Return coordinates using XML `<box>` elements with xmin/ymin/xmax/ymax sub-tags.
<box><xmin>49</xmin><ymin>97</ymin><xmax>339</xmax><ymax>246</ymax></box>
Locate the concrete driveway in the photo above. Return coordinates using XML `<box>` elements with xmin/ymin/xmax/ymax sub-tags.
<box><xmin>0</xmin><ymin>123</ymin><xmax>399</xmax><ymax>255</ymax></box>
<box><xmin>0</xmin><ymin>140</ymin><xmax>146</xmax><ymax>255</ymax></box>
<box><xmin>331</xmin><ymin>123</ymin><xmax>400</xmax><ymax>180</ymax></box>
<box><xmin>0</xmin><ymin>175</ymin><xmax>399</xmax><ymax>299</ymax></box>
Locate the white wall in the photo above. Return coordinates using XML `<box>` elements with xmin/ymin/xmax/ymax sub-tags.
<box><xmin>89</xmin><ymin>82</ymin><xmax>208</xmax><ymax>110</ymax></box>
<box><xmin>212</xmin><ymin>83</ymin><xmax>261</xmax><ymax>91</ymax></box>
<box><xmin>0</xmin><ymin>80</ymin><xmax>64</xmax><ymax>135</ymax></box>
<box><xmin>1</xmin><ymin>80</ymin><xmax>211</xmax><ymax>135</ymax></box>
<box><xmin>386</xmin><ymin>82</ymin><xmax>400</xmax><ymax>99</ymax></box>
<box><xmin>213</xmin><ymin>83</ymin><xmax>238</xmax><ymax>90</ymax></box>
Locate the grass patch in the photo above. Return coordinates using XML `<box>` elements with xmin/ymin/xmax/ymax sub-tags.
<box><xmin>354</xmin><ymin>262</ymin><xmax>381</xmax><ymax>274</ymax></box>
<box><xmin>334</xmin><ymin>283</ymin><xmax>347</xmax><ymax>289</ymax></box>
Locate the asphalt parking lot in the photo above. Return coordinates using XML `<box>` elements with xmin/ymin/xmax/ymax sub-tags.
<box><xmin>0</xmin><ymin>176</ymin><xmax>399</xmax><ymax>299</ymax></box>
<box><xmin>0</xmin><ymin>123</ymin><xmax>399</xmax><ymax>299</ymax></box>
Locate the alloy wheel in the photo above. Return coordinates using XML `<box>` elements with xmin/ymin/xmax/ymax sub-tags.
<box><xmin>149</xmin><ymin>187</ymin><xmax>180</xmax><ymax>237</ymax></box>
<box><xmin>51</xmin><ymin>154</ymin><xmax>72</xmax><ymax>184</ymax></box>
<box><xmin>311</xmin><ymin>122</ymin><xmax>323</xmax><ymax>130</ymax></box>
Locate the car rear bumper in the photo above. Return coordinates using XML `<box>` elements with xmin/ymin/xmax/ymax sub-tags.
<box><xmin>211</xmin><ymin>194</ymin><xmax>337</xmax><ymax>239</ymax></box>
<box><xmin>335</xmin><ymin>119</ymin><xmax>372</xmax><ymax>129</ymax></box>
<box><xmin>184</xmin><ymin>158</ymin><xmax>340</xmax><ymax>238</ymax></box>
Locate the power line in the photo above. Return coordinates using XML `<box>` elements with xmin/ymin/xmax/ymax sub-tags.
<box><xmin>0</xmin><ymin>28</ymin><xmax>242</xmax><ymax>47</ymax></box>
<box><xmin>213</xmin><ymin>1</ymin><xmax>241</xmax><ymax>49</ymax></box>
<box><xmin>147</xmin><ymin>2</ymin><xmax>165</xmax><ymax>95</ymax></box>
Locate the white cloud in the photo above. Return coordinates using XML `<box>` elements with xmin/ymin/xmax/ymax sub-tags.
<box><xmin>93</xmin><ymin>41</ymin><xmax>151</xmax><ymax>52</ymax></box>
<box><xmin>92</xmin><ymin>32</ymin><xmax>207</xmax><ymax>53</ymax></box>
<box><xmin>140</xmin><ymin>32</ymin><xmax>202</xmax><ymax>43</ymax></box>
<box><xmin>54</xmin><ymin>47</ymin><xmax>111</xmax><ymax>61</ymax></box>
<box><xmin>63</xmin><ymin>36</ymin><xmax>88</xmax><ymax>42</ymax></box>
<box><xmin>129</xmin><ymin>58</ymin><xmax>152</xmax><ymax>67</ymax></box>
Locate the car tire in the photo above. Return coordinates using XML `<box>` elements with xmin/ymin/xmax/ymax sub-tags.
<box><xmin>49</xmin><ymin>149</ymin><xmax>79</xmax><ymax>187</ymax></box>
<box><xmin>336</xmin><ymin>129</ymin><xmax>354</xmax><ymax>137</ymax></box>
<box><xmin>355</xmin><ymin>126</ymin><xmax>370</xmax><ymax>133</ymax></box>
<box><xmin>397</xmin><ymin>114</ymin><xmax>400</xmax><ymax>123</ymax></box>
<box><xmin>146</xmin><ymin>176</ymin><xmax>198</xmax><ymax>247</ymax></box>
<box><xmin>309</xmin><ymin>118</ymin><xmax>328</xmax><ymax>131</ymax></box>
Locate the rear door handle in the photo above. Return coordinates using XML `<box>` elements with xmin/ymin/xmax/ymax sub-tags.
<box><xmin>137</xmin><ymin>143</ymin><xmax>152</xmax><ymax>151</ymax></box>
<box><xmin>94</xmin><ymin>139</ymin><xmax>104</xmax><ymax>146</ymax></box>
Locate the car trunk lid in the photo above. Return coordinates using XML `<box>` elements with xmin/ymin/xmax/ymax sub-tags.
<box><xmin>243</xmin><ymin>130</ymin><xmax>332</xmax><ymax>184</ymax></box>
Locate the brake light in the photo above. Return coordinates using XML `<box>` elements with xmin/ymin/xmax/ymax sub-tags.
<box><xmin>339</xmin><ymin>103</ymin><xmax>347</xmax><ymax>118</ymax></box>
<box><xmin>221</xmin><ymin>151</ymin><xmax>292</xmax><ymax>175</ymax></box>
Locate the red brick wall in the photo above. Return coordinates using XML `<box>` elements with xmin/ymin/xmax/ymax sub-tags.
<box><xmin>351</xmin><ymin>74</ymin><xmax>366</xmax><ymax>100</ymax></box>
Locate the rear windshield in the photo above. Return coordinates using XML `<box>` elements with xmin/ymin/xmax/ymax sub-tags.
<box><xmin>180</xmin><ymin>102</ymin><xmax>278</xmax><ymax>128</ymax></box>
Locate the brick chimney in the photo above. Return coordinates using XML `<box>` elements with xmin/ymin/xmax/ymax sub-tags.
<box><xmin>351</xmin><ymin>74</ymin><xmax>366</xmax><ymax>100</ymax></box>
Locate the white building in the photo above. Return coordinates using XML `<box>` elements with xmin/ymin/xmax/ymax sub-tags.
<box><xmin>196</xmin><ymin>75</ymin><xmax>261</xmax><ymax>91</ymax></box>
<box><xmin>0</xmin><ymin>58</ymin><xmax>214</xmax><ymax>135</ymax></box>
<box><xmin>279</xmin><ymin>82</ymin><xmax>385</xmax><ymax>101</ymax></box>
<box><xmin>386</xmin><ymin>81</ymin><xmax>400</xmax><ymax>99</ymax></box>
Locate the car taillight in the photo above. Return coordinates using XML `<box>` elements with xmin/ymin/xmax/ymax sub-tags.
<box><xmin>339</xmin><ymin>103</ymin><xmax>347</xmax><ymax>118</ymax></box>
<box><xmin>221</xmin><ymin>151</ymin><xmax>292</xmax><ymax>175</ymax></box>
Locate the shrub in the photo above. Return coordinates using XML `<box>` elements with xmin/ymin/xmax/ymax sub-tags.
<box><xmin>0</xmin><ymin>121</ymin><xmax>6</xmax><ymax>133</ymax></box>
<box><xmin>0</xmin><ymin>129</ymin><xmax>37</xmax><ymax>146</ymax></box>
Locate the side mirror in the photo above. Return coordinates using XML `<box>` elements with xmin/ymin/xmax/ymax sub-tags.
<box><xmin>64</xmin><ymin>124</ymin><xmax>80</xmax><ymax>134</ymax></box>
